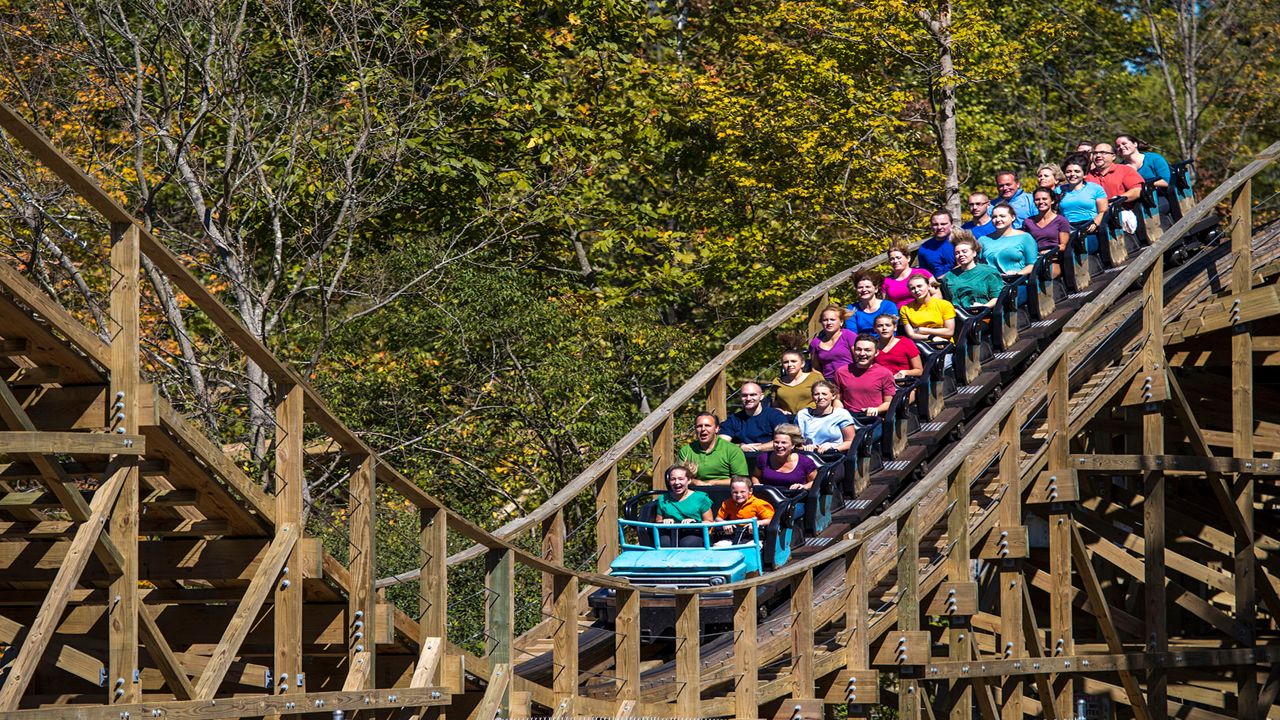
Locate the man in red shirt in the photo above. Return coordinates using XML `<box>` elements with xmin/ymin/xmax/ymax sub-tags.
<box><xmin>833</xmin><ymin>335</ymin><xmax>897</xmax><ymax>417</ymax></box>
<box><xmin>1086</xmin><ymin>142</ymin><xmax>1144</xmax><ymax>206</ymax></box>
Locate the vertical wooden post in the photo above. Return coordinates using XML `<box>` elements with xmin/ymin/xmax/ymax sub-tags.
<box><xmin>596</xmin><ymin>466</ymin><xmax>619</xmax><ymax>573</ymax></box>
<box><xmin>807</xmin><ymin>291</ymin><xmax>831</xmax><ymax>338</ymax></box>
<box><xmin>108</xmin><ymin>222</ymin><xmax>140</xmax><ymax>704</ymax></box>
<box><xmin>421</xmin><ymin>507</ymin><xmax>448</xmax><ymax>642</ymax></box>
<box><xmin>898</xmin><ymin>509</ymin><xmax>921</xmax><ymax>720</ymax></box>
<box><xmin>274</xmin><ymin>384</ymin><xmax>304</xmax><ymax>695</ymax></box>
<box><xmin>485</xmin><ymin>548</ymin><xmax>513</xmax><ymax>717</ymax></box>
<box><xmin>675</xmin><ymin>593</ymin><xmax>701</xmax><ymax>718</ymax></box>
<box><xmin>734</xmin><ymin>588</ymin><xmax>759</xmax><ymax>720</ymax></box>
<box><xmin>552</xmin><ymin>573</ymin><xmax>579</xmax><ymax>710</ymax></box>
<box><xmin>1047</xmin><ymin>359</ymin><xmax>1074</xmax><ymax>720</ymax></box>
<box><xmin>947</xmin><ymin>462</ymin><xmax>972</xmax><ymax>720</ymax></box>
<box><xmin>652</xmin><ymin>415</ymin><xmax>675</xmax><ymax>491</ymax></box>
<box><xmin>998</xmin><ymin>409</ymin><xmax>1023</xmax><ymax>720</ymax></box>
<box><xmin>792</xmin><ymin>568</ymin><xmax>815</xmax><ymax>699</ymax></box>
<box><xmin>348</xmin><ymin>455</ymin><xmax>376</xmax><ymax>688</ymax></box>
<box><xmin>1231</xmin><ymin>179</ymin><xmax>1258</xmax><ymax>719</ymax></box>
<box><xmin>846</xmin><ymin>543</ymin><xmax>869</xmax><ymax>672</ymax></box>
<box><xmin>706</xmin><ymin>369</ymin><xmax>728</xmax><ymax>422</ymax></box>
<box><xmin>615</xmin><ymin>587</ymin><xmax>641</xmax><ymax>702</ymax></box>
<box><xmin>1142</xmin><ymin>258</ymin><xmax>1167</xmax><ymax>719</ymax></box>
<box><xmin>542</xmin><ymin>510</ymin><xmax>565</xmax><ymax>616</ymax></box>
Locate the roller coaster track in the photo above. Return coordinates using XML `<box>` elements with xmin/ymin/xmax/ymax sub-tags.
<box><xmin>0</xmin><ymin>99</ymin><xmax>1274</xmax><ymax>719</ymax></box>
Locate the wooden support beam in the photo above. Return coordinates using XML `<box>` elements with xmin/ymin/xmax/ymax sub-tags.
<box><xmin>342</xmin><ymin>651</ymin><xmax>373</xmax><ymax>691</ymax></box>
<box><xmin>1232</xmin><ymin>177</ymin><xmax>1259</xmax><ymax>720</ymax></box>
<box><xmin>0</xmin><ymin>468</ymin><xmax>127</xmax><ymax>710</ymax></box>
<box><xmin>1141</xmin><ymin>255</ymin><xmax>1168</xmax><ymax>720</ymax></box>
<box><xmin>347</xmin><ymin>455</ymin><xmax>376</xmax><ymax>690</ymax></box>
<box><xmin>997</xmin><ymin>411</ymin><xmax>1023</xmax><ymax>720</ymax></box>
<box><xmin>615</xmin><ymin>587</ymin><xmax>640</xmax><ymax>702</ymax></box>
<box><xmin>274</xmin><ymin>385</ymin><xmax>304</xmax><ymax>696</ymax></box>
<box><xmin>897</xmin><ymin>509</ymin><xmax>921</xmax><ymax>720</ymax></box>
<box><xmin>791</xmin><ymin>568</ymin><xmax>815</xmax><ymax>699</ymax></box>
<box><xmin>946</xmin><ymin>460</ymin><xmax>972</xmax><ymax>720</ymax></box>
<box><xmin>1018</xmin><ymin>586</ymin><xmax>1059</xmax><ymax>720</ymax></box>
<box><xmin>552</xmin><ymin>574</ymin><xmax>578</xmax><ymax>708</ymax></box>
<box><xmin>1045</xmin><ymin>359</ymin><xmax>1075</xmax><ymax>719</ymax></box>
<box><xmin>595</xmin><ymin>466</ymin><xmax>619</xmax><ymax>573</ymax></box>
<box><xmin>485</xmin><ymin>548</ymin><xmax>513</xmax><ymax>716</ymax></box>
<box><xmin>1071</xmin><ymin>454</ymin><xmax>1280</xmax><ymax>474</ymax></box>
<box><xmin>0</xmin><ymin>686</ymin><xmax>450</xmax><ymax>720</ymax></box>
<box><xmin>674</xmin><ymin>593</ymin><xmax>700</xmax><ymax>718</ymax></box>
<box><xmin>651</xmin><ymin>415</ymin><xmax>674</xmax><ymax>490</ymax></box>
<box><xmin>107</xmin><ymin>220</ymin><xmax>141</xmax><ymax>706</ymax></box>
<box><xmin>471</xmin><ymin>664</ymin><xmax>511</xmax><ymax>720</ymax></box>
<box><xmin>922</xmin><ymin>645</ymin><xmax>1280</xmax><ymax>679</ymax></box>
<box><xmin>734</xmin><ymin>588</ymin><xmax>758</xmax><ymax>720</ymax></box>
<box><xmin>193</xmin><ymin>523</ymin><xmax>298</xmax><ymax>699</ymax></box>
<box><xmin>706</xmin><ymin>369</ymin><xmax>728</xmax><ymax>421</ymax></box>
<box><xmin>541</xmin><ymin>510</ymin><xmax>565</xmax><ymax>617</ymax></box>
<box><xmin>0</xmin><ymin>430</ymin><xmax>144</xmax><ymax>455</ymax></box>
<box><xmin>1069</xmin><ymin>521</ymin><xmax>1151</xmax><ymax>720</ymax></box>
<box><xmin>138</xmin><ymin>605</ymin><xmax>194</xmax><ymax>700</ymax></box>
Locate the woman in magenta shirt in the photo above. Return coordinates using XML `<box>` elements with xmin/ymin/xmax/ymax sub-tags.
<box><xmin>882</xmin><ymin>243</ymin><xmax>934</xmax><ymax>308</ymax></box>
<box><xmin>807</xmin><ymin>305</ymin><xmax>859</xmax><ymax>380</ymax></box>
<box><xmin>870</xmin><ymin>313</ymin><xmax>922</xmax><ymax>383</ymax></box>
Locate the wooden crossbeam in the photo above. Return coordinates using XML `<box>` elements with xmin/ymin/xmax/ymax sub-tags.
<box><xmin>1074</xmin><ymin>513</ymin><xmax>1249</xmax><ymax>643</ymax></box>
<box><xmin>1069</xmin><ymin>521</ymin><xmax>1152</xmax><ymax>720</ymax></box>
<box><xmin>138</xmin><ymin>605</ymin><xmax>194</xmax><ymax>700</ymax></box>
<box><xmin>1163</xmin><ymin>283</ymin><xmax>1280</xmax><ymax>344</ymax></box>
<box><xmin>0</xmin><ymin>430</ymin><xmax>144</xmax><ymax>455</ymax></box>
<box><xmin>0</xmin><ymin>687</ymin><xmax>450</xmax><ymax>720</ymax></box>
<box><xmin>471</xmin><ymin>663</ymin><xmax>511</xmax><ymax>720</ymax></box>
<box><xmin>193</xmin><ymin>523</ymin><xmax>298</xmax><ymax>699</ymax></box>
<box><xmin>0</xmin><ymin>468</ymin><xmax>127</xmax><ymax>710</ymax></box>
<box><xmin>922</xmin><ymin>645</ymin><xmax>1280</xmax><ymax>679</ymax></box>
<box><xmin>1071</xmin><ymin>453</ymin><xmax>1280</xmax><ymax>474</ymax></box>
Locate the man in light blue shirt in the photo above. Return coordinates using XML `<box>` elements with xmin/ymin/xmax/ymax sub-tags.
<box><xmin>993</xmin><ymin>171</ymin><xmax>1035</xmax><ymax>228</ymax></box>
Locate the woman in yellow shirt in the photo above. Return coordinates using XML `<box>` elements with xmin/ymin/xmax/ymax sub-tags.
<box><xmin>900</xmin><ymin>273</ymin><xmax>956</xmax><ymax>344</ymax></box>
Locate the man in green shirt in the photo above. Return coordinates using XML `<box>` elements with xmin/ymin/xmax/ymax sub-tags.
<box><xmin>942</xmin><ymin>235</ymin><xmax>1005</xmax><ymax>309</ymax></box>
<box><xmin>677</xmin><ymin>412</ymin><xmax>749</xmax><ymax>485</ymax></box>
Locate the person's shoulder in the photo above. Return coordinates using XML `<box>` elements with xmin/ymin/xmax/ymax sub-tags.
<box><xmin>832</xmin><ymin>407</ymin><xmax>857</xmax><ymax>422</ymax></box>
<box><xmin>765</xmin><ymin>405</ymin><xmax>790</xmax><ymax>421</ymax></box>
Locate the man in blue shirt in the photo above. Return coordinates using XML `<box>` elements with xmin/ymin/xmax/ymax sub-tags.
<box><xmin>916</xmin><ymin>211</ymin><xmax>955</xmax><ymax>277</ymax></box>
<box><xmin>962</xmin><ymin>193</ymin><xmax>995</xmax><ymax>238</ymax></box>
<box><xmin>993</xmin><ymin>171</ymin><xmax>1035</xmax><ymax>228</ymax></box>
<box><xmin>718</xmin><ymin>382</ymin><xmax>790</xmax><ymax>453</ymax></box>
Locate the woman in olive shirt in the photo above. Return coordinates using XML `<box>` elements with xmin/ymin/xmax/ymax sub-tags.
<box><xmin>770</xmin><ymin>349</ymin><xmax>819</xmax><ymax>414</ymax></box>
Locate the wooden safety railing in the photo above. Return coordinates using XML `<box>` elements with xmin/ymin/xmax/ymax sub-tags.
<box><xmin>0</xmin><ymin>90</ymin><xmax>1277</xmax><ymax>719</ymax></box>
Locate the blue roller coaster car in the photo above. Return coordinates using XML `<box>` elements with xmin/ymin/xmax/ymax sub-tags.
<box><xmin>587</xmin><ymin>485</ymin><xmax>802</xmax><ymax>640</ymax></box>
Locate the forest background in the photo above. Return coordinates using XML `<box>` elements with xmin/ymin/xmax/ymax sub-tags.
<box><xmin>0</xmin><ymin>0</ymin><xmax>1278</xmax><ymax>634</ymax></box>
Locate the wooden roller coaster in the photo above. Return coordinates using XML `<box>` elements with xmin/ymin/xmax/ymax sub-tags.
<box><xmin>0</xmin><ymin>98</ymin><xmax>1276</xmax><ymax>719</ymax></box>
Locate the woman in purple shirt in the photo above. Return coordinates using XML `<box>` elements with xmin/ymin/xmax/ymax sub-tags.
<box><xmin>753</xmin><ymin>424</ymin><xmax>818</xmax><ymax>490</ymax></box>
<box><xmin>807</xmin><ymin>305</ymin><xmax>859</xmax><ymax>380</ymax></box>
<box><xmin>1023</xmin><ymin>188</ymin><xmax>1071</xmax><ymax>252</ymax></box>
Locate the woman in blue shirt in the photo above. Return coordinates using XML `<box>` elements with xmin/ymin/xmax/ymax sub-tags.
<box><xmin>1058</xmin><ymin>154</ymin><xmax>1109</xmax><ymax>253</ymax></box>
<box><xmin>844</xmin><ymin>269</ymin><xmax>898</xmax><ymax>334</ymax></box>
<box><xmin>980</xmin><ymin>205</ymin><xmax>1039</xmax><ymax>277</ymax></box>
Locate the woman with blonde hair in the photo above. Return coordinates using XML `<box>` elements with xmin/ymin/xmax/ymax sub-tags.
<box><xmin>752</xmin><ymin>423</ymin><xmax>819</xmax><ymax>491</ymax></box>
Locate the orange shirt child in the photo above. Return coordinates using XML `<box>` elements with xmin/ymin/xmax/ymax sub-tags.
<box><xmin>717</xmin><ymin>495</ymin><xmax>775</xmax><ymax>524</ymax></box>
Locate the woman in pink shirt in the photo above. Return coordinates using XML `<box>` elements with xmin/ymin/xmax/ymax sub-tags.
<box><xmin>882</xmin><ymin>243</ymin><xmax>935</xmax><ymax>308</ymax></box>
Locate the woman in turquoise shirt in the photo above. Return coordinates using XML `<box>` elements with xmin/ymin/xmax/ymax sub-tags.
<box><xmin>1116</xmin><ymin>134</ymin><xmax>1172</xmax><ymax>214</ymax></box>
<box><xmin>1058</xmin><ymin>154</ymin><xmax>1109</xmax><ymax>253</ymax></box>
<box><xmin>980</xmin><ymin>205</ymin><xmax>1039</xmax><ymax>277</ymax></box>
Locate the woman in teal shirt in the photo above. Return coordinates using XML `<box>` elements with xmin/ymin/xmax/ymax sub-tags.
<box><xmin>654</xmin><ymin>464</ymin><xmax>713</xmax><ymax>547</ymax></box>
<box><xmin>980</xmin><ymin>205</ymin><xmax>1039</xmax><ymax>277</ymax></box>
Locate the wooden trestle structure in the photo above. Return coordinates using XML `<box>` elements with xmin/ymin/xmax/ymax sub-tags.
<box><xmin>0</xmin><ymin>100</ymin><xmax>1276</xmax><ymax>719</ymax></box>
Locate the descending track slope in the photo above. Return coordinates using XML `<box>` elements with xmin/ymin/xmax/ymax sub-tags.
<box><xmin>0</xmin><ymin>98</ymin><xmax>1274</xmax><ymax>720</ymax></box>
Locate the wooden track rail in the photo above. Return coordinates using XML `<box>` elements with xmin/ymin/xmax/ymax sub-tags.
<box><xmin>0</xmin><ymin>98</ymin><xmax>1275</xmax><ymax>719</ymax></box>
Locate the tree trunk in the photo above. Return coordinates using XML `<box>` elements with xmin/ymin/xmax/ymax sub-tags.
<box><xmin>918</xmin><ymin>4</ymin><xmax>960</xmax><ymax>219</ymax></box>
